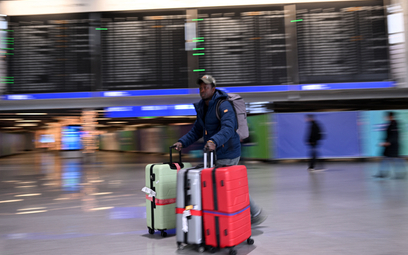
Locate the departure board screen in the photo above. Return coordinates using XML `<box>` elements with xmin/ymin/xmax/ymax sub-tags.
<box><xmin>197</xmin><ymin>7</ymin><xmax>288</xmax><ymax>86</ymax></box>
<box><xmin>101</xmin><ymin>11</ymin><xmax>188</xmax><ymax>90</ymax></box>
<box><xmin>4</xmin><ymin>1</ymin><xmax>390</xmax><ymax>94</ymax></box>
<box><xmin>7</xmin><ymin>14</ymin><xmax>93</xmax><ymax>94</ymax></box>
<box><xmin>296</xmin><ymin>0</ymin><xmax>389</xmax><ymax>83</ymax></box>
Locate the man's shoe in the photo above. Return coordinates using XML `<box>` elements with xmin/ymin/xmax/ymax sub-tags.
<box><xmin>373</xmin><ymin>174</ymin><xmax>387</xmax><ymax>178</ymax></box>
<box><xmin>308</xmin><ymin>168</ymin><xmax>315</xmax><ymax>172</ymax></box>
<box><xmin>251</xmin><ymin>210</ymin><xmax>267</xmax><ymax>226</ymax></box>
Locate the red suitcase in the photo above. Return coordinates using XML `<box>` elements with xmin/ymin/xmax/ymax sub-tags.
<box><xmin>201</xmin><ymin>165</ymin><xmax>254</xmax><ymax>255</ymax></box>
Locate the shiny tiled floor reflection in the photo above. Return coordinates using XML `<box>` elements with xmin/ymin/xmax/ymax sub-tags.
<box><xmin>1</xmin><ymin>152</ymin><xmax>408</xmax><ymax>255</ymax></box>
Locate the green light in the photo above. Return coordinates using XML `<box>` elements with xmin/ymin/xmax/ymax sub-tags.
<box><xmin>1</xmin><ymin>37</ymin><xmax>14</xmax><ymax>39</ymax></box>
<box><xmin>1</xmin><ymin>82</ymin><xmax>14</xmax><ymax>84</ymax></box>
<box><xmin>1</xmin><ymin>30</ymin><xmax>14</xmax><ymax>32</ymax></box>
<box><xmin>1</xmin><ymin>53</ymin><xmax>14</xmax><ymax>55</ymax></box>
<box><xmin>193</xmin><ymin>37</ymin><xmax>204</xmax><ymax>40</ymax></box>
<box><xmin>291</xmin><ymin>19</ymin><xmax>303</xmax><ymax>22</ymax></box>
<box><xmin>1</xmin><ymin>48</ymin><xmax>14</xmax><ymax>50</ymax></box>
<box><xmin>193</xmin><ymin>40</ymin><xmax>204</xmax><ymax>42</ymax></box>
<box><xmin>192</xmin><ymin>19</ymin><xmax>203</xmax><ymax>21</ymax></box>
<box><xmin>95</xmin><ymin>28</ymin><xmax>108</xmax><ymax>30</ymax></box>
<box><xmin>193</xmin><ymin>53</ymin><xmax>205</xmax><ymax>56</ymax></box>
<box><xmin>193</xmin><ymin>69</ymin><xmax>205</xmax><ymax>72</ymax></box>
<box><xmin>5</xmin><ymin>43</ymin><xmax>14</xmax><ymax>45</ymax></box>
<box><xmin>193</xmin><ymin>48</ymin><xmax>205</xmax><ymax>50</ymax></box>
<box><xmin>139</xmin><ymin>117</ymin><xmax>156</xmax><ymax>119</ymax></box>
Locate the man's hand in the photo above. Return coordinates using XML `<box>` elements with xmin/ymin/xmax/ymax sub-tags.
<box><xmin>381</xmin><ymin>142</ymin><xmax>390</xmax><ymax>147</ymax></box>
<box><xmin>205</xmin><ymin>140</ymin><xmax>216</xmax><ymax>151</ymax></box>
<box><xmin>173</xmin><ymin>142</ymin><xmax>183</xmax><ymax>151</ymax></box>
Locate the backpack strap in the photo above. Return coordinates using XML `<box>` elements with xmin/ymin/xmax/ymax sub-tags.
<box><xmin>215</xmin><ymin>98</ymin><xmax>239</xmax><ymax>130</ymax></box>
<box><xmin>215</xmin><ymin>99</ymin><xmax>226</xmax><ymax>121</ymax></box>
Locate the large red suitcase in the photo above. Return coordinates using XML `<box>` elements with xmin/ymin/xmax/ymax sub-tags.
<box><xmin>201</xmin><ymin>165</ymin><xmax>254</xmax><ymax>255</ymax></box>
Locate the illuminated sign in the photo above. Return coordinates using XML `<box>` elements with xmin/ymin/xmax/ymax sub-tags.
<box><xmin>2</xmin><ymin>81</ymin><xmax>396</xmax><ymax>101</ymax></box>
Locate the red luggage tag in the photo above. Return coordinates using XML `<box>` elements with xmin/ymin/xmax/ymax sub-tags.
<box><xmin>174</xmin><ymin>163</ymin><xmax>181</xmax><ymax>172</ymax></box>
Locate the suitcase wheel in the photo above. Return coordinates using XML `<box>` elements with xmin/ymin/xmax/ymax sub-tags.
<box><xmin>160</xmin><ymin>231</ymin><xmax>167</xmax><ymax>237</ymax></box>
<box><xmin>247</xmin><ymin>238</ymin><xmax>254</xmax><ymax>245</ymax></box>
<box><xmin>177</xmin><ymin>242</ymin><xmax>184</xmax><ymax>250</ymax></box>
<box><xmin>229</xmin><ymin>249</ymin><xmax>237</xmax><ymax>255</ymax></box>
<box><xmin>209</xmin><ymin>247</ymin><xmax>217</xmax><ymax>254</ymax></box>
<box><xmin>148</xmin><ymin>227</ymin><xmax>155</xmax><ymax>235</ymax></box>
<box><xmin>197</xmin><ymin>246</ymin><xmax>205</xmax><ymax>253</ymax></box>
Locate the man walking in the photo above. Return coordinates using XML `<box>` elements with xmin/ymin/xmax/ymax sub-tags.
<box><xmin>173</xmin><ymin>74</ymin><xmax>267</xmax><ymax>225</ymax></box>
<box><xmin>374</xmin><ymin>112</ymin><xmax>407</xmax><ymax>179</ymax></box>
<box><xmin>305</xmin><ymin>114</ymin><xmax>324</xmax><ymax>171</ymax></box>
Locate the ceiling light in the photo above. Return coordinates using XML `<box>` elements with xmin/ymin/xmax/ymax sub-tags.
<box><xmin>0</xmin><ymin>118</ymin><xmax>22</xmax><ymax>121</ymax></box>
<box><xmin>108</xmin><ymin>121</ymin><xmax>127</xmax><ymax>124</ymax></box>
<box><xmin>16</xmin><ymin>113</ymin><xmax>47</xmax><ymax>116</ymax></box>
<box><xmin>16</xmin><ymin>210</ymin><xmax>47</xmax><ymax>215</ymax></box>
<box><xmin>16</xmin><ymin>120</ymin><xmax>42</xmax><ymax>122</ymax></box>
<box><xmin>15</xmin><ymin>123</ymin><xmax>38</xmax><ymax>127</ymax></box>
<box><xmin>97</xmin><ymin>118</ymin><xmax>111</xmax><ymax>120</ymax></box>
<box><xmin>15</xmin><ymin>193</ymin><xmax>41</xmax><ymax>197</ymax></box>
<box><xmin>170</xmin><ymin>123</ymin><xmax>194</xmax><ymax>126</ymax></box>
<box><xmin>2</xmin><ymin>127</ymin><xmax>20</xmax><ymax>129</ymax></box>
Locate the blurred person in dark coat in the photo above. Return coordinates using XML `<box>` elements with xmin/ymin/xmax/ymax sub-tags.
<box><xmin>305</xmin><ymin>114</ymin><xmax>324</xmax><ymax>171</ymax></box>
<box><xmin>374</xmin><ymin>112</ymin><xmax>407</xmax><ymax>179</ymax></box>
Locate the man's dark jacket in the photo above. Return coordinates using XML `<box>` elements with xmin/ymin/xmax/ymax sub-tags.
<box><xmin>383</xmin><ymin>120</ymin><xmax>399</xmax><ymax>157</ymax></box>
<box><xmin>307</xmin><ymin>120</ymin><xmax>322</xmax><ymax>146</ymax></box>
<box><xmin>178</xmin><ymin>89</ymin><xmax>241</xmax><ymax>160</ymax></box>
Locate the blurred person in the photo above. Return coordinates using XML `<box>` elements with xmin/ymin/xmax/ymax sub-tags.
<box><xmin>373</xmin><ymin>112</ymin><xmax>407</xmax><ymax>179</ymax></box>
<box><xmin>241</xmin><ymin>125</ymin><xmax>256</xmax><ymax>164</ymax></box>
<box><xmin>173</xmin><ymin>75</ymin><xmax>267</xmax><ymax>226</ymax></box>
<box><xmin>305</xmin><ymin>114</ymin><xmax>324</xmax><ymax>171</ymax></box>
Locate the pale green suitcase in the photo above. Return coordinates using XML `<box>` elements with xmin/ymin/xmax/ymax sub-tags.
<box><xmin>144</xmin><ymin>147</ymin><xmax>191</xmax><ymax>237</ymax></box>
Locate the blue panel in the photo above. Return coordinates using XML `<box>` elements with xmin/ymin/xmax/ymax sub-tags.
<box><xmin>298</xmin><ymin>81</ymin><xmax>394</xmax><ymax>91</ymax></box>
<box><xmin>217</xmin><ymin>85</ymin><xmax>290</xmax><ymax>93</ymax></box>
<box><xmin>99</xmin><ymin>88</ymin><xmax>198</xmax><ymax>97</ymax></box>
<box><xmin>275</xmin><ymin>112</ymin><xmax>361</xmax><ymax>159</ymax></box>
<box><xmin>4</xmin><ymin>92</ymin><xmax>93</xmax><ymax>100</ymax></box>
<box><xmin>61</xmin><ymin>126</ymin><xmax>82</xmax><ymax>150</ymax></box>
<box><xmin>2</xmin><ymin>81</ymin><xmax>394</xmax><ymax>100</ymax></box>
<box><xmin>105</xmin><ymin>104</ymin><xmax>197</xmax><ymax>118</ymax></box>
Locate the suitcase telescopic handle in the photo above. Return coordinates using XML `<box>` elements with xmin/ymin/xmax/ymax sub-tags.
<box><xmin>203</xmin><ymin>147</ymin><xmax>216</xmax><ymax>168</ymax></box>
<box><xmin>169</xmin><ymin>145</ymin><xmax>182</xmax><ymax>165</ymax></box>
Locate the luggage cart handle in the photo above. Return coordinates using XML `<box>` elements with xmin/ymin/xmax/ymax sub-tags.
<box><xmin>169</xmin><ymin>145</ymin><xmax>182</xmax><ymax>165</ymax></box>
<box><xmin>203</xmin><ymin>148</ymin><xmax>216</xmax><ymax>168</ymax></box>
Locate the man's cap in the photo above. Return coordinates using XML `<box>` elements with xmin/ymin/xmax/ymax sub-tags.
<box><xmin>197</xmin><ymin>75</ymin><xmax>216</xmax><ymax>86</ymax></box>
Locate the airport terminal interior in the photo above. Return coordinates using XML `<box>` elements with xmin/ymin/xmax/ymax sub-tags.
<box><xmin>1</xmin><ymin>0</ymin><xmax>408</xmax><ymax>254</ymax></box>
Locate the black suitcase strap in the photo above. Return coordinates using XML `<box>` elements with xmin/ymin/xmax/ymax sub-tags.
<box><xmin>183</xmin><ymin>168</ymin><xmax>191</xmax><ymax>243</ymax></box>
<box><xmin>149</xmin><ymin>164</ymin><xmax>156</xmax><ymax>230</ymax></box>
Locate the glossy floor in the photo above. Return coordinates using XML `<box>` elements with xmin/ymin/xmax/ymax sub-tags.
<box><xmin>1</xmin><ymin>152</ymin><xmax>408</xmax><ymax>255</ymax></box>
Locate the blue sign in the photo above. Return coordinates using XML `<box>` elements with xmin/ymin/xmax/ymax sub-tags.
<box><xmin>105</xmin><ymin>104</ymin><xmax>196</xmax><ymax>118</ymax></box>
<box><xmin>2</xmin><ymin>81</ymin><xmax>395</xmax><ymax>100</ymax></box>
<box><xmin>217</xmin><ymin>85</ymin><xmax>290</xmax><ymax>93</ymax></box>
<box><xmin>61</xmin><ymin>126</ymin><xmax>82</xmax><ymax>150</ymax></box>
<box><xmin>98</xmin><ymin>88</ymin><xmax>197</xmax><ymax>97</ymax></box>
<box><xmin>298</xmin><ymin>81</ymin><xmax>394</xmax><ymax>91</ymax></box>
<box><xmin>4</xmin><ymin>92</ymin><xmax>93</xmax><ymax>100</ymax></box>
